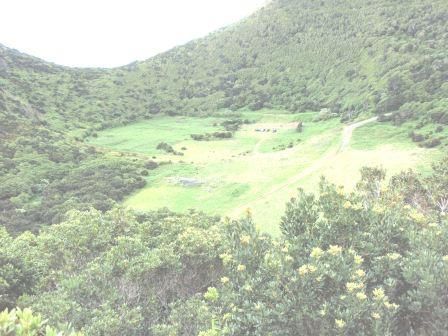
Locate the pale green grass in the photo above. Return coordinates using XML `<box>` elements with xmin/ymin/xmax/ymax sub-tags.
<box><xmin>350</xmin><ymin>122</ymin><xmax>414</xmax><ymax>150</ymax></box>
<box><xmin>87</xmin><ymin>116</ymin><xmax>223</xmax><ymax>156</ymax></box>
<box><xmin>91</xmin><ymin>113</ymin><xmax>443</xmax><ymax>235</ymax></box>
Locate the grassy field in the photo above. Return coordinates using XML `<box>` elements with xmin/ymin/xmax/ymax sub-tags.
<box><xmin>88</xmin><ymin>111</ymin><xmax>442</xmax><ymax>235</ymax></box>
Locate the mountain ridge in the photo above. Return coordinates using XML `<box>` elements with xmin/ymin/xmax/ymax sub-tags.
<box><xmin>1</xmin><ymin>0</ymin><xmax>447</xmax><ymax>132</ymax></box>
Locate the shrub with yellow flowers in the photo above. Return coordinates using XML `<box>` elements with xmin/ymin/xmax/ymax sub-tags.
<box><xmin>205</xmin><ymin>166</ymin><xmax>448</xmax><ymax>336</ymax></box>
<box><xmin>3</xmin><ymin>162</ymin><xmax>448</xmax><ymax>336</ymax></box>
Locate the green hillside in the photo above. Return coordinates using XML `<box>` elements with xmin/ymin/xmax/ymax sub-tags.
<box><xmin>1</xmin><ymin>0</ymin><xmax>447</xmax><ymax>130</ymax></box>
<box><xmin>1</xmin><ymin>0</ymin><xmax>447</xmax><ymax>233</ymax></box>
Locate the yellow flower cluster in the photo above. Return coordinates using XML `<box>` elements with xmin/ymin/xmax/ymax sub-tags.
<box><xmin>443</xmin><ymin>255</ymin><xmax>448</xmax><ymax>262</ymax></box>
<box><xmin>240</xmin><ymin>235</ymin><xmax>251</xmax><ymax>245</ymax></box>
<box><xmin>356</xmin><ymin>292</ymin><xmax>367</xmax><ymax>300</ymax></box>
<box><xmin>372</xmin><ymin>288</ymin><xmax>385</xmax><ymax>300</ymax></box>
<box><xmin>222</xmin><ymin>217</ymin><xmax>232</xmax><ymax>227</ymax></box>
<box><xmin>409</xmin><ymin>211</ymin><xmax>425</xmax><ymax>223</ymax></box>
<box><xmin>352</xmin><ymin>254</ymin><xmax>363</xmax><ymax>265</ymax></box>
<box><xmin>285</xmin><ymin>255</ymin><xmax>294</xmax><ymax>262</ymax></box>
<box><xmin>245</xmin><ymin>208</ymin><xmax>252</xmax><ymax>217</ymax></box>
<box><xmin>237</xmin><ymin>264</ymin><xmax>246</xmax><ymax>272</ymax></box>
<box><xmin>384</xmin><ymin>301</ymin><xmax>399</xmax><ymax>310</ymax></box>
<box><xmin>352</xmin><ymin>203</ymin><xmax>364</xmax><ymax>210</ymax></box>
<box><xmin>343</xmin><ymin>201</ymin><xmax>352</xmax><ymax>209</ymax></box>
<box><xmin>243</xmin><ymin>284</ymin><xmax>253</xmax><ymax>292</ymax></box>
<box><xmin>346</xmin><ymin>282</ymin><xmax>364</xmax><ymax>292</ymax></box>
<box><xmin>372</xmin><ymin>288</ymin><xmax>399</xmax><ymax>309</ymax></box>
<box><xmin>354</xmin><ymin>269</ymin><xmax>366</xmax><ymax>278</ymax></box>
<box><xmin>373</xmin><ymin>204</ymin><xmax>385</xmax><ymax>213</ymax></box>
<box><xmin>371</xmin><ymin>312</ymin><xmax>381</xmax><ymax>320</ymax></box>
<box><xmin>221</xmin><ymin>277</ymin><xmax>230</xmax><ymax>284</ymax></box>
<box><xmin>298</xmin><ymin>264</ymin><xmax>317</xmax><ymax>276</ymax></box>
<box><xmin>335</xmin><ymin>319</ymin><xmax>346</xmax><ymax>328</ymax></box>
<box><xmin>219</xmin><ymin>253</ymin><xmax>233</xmax><ymax>265</ymax></box>
<box><xmin>223</xmin><ymin>313</ymin><xmax>232</xmax><ymax>321</ymax></box>
<box><xmin>387</xmin><ymin>252</ymin><xmax>402</xmax><ymax>261</ymax></box>
<box><xmin>310</xmin><ymin>247</ymin><xmax>324</xmax><ymax>259</ymax></box>
<box><xmin>328</xmin><ymin>245</ymin><xmax>342</xmax><ymax>255</ymax></box>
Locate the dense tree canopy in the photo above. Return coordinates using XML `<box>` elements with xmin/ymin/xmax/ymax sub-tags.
<box><xmin>1</xmin><ymin>160</ymin><xmax>447</xmax><ymax>335</ymax></box>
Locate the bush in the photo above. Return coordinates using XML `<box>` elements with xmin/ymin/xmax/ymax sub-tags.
<box><xmin>213</xmin><ymin>132</ymin><xmax>232</xmax><ymax>139</ymax></box>
<box><xmin>156</xmin><ymin>142</ymin><xmax>175</xmax><ymax>153</ymax></box>
<box><xmin>420</xmin><ymin>138</ymin><xmax>441</xmax><ymax>148</ymax></box>
<box><xmin>0</xmin><ymin>308</ymin><xmax>82</xmax><ymax>335</ymax></box>
<box><xmin>144</xmin><ymin>160</ymin><xmax>159</xmax><ymax>170</ymax></box>
<box><xmin>409</xmin><ymin>131</ymin><xmax>425</xmax><ymax>142</ymax></box>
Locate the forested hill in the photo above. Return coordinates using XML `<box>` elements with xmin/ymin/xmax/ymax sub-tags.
<box><xmin>1</xmin><ymin>0</ymin><xmax>447</xmax><ymax>233</ymax></box>
<box><xmin>1</xmin><ymin>0</ymin><xmax>447</xmax><ymax>133</ymax></box>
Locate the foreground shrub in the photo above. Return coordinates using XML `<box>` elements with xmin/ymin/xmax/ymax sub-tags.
<box><xmin>0</xmin><ymin>308</ymin><xmax>82</xmax><ymax>335</ymax></box>
<box><xmin>1</xmin><ymin>160</ymin><xmax>447</xmax><ymax>335</ymax></box>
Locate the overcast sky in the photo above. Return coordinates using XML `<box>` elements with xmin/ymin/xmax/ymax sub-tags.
<box><xmin>0</xmin><ymin>0</ymin><xmax>266</xmax><ymax>68</ymax></box>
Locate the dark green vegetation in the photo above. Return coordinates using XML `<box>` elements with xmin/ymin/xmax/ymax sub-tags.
<box><xmin>0</xmin><ymin>122</ymin><xmax>145</xmax><ymax>234</ymax></box>
<box><xmin>1</xmin><ymin>0</ymin><xmax>448</xmax><ymax>233</ymax></box>
<box><xmin>1</xmin><ymin>161</ymin><xmax>448</xmax><ymax>335</ymax></box>
<box><xmin>1</xmin><ymin>0</ymin><xmax>448</xmax><ymax>334</ymax></box>
<box><xmin>2</xmin><ymin>0</ymin><xmax>447</xmax><ymax>131</ymax></box>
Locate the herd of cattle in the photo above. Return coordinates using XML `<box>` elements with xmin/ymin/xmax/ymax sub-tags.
<box><xmin>255</xmin><ymin>128</ymin><xmax>278</xmax><ymax>133</ymax></box>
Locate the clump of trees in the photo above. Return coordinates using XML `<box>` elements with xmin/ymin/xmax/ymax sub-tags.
<box><xmin>144</xmin><ymin>160</ymin><xmax>159</xmax><ymax>170</ymax></box>
<box><xmin>156</xmin><ymin>142</ymin><xmax>183</xmax><ymax>155</ymax></box>
<box><xmin>220</xmin><ymin>119</ymin><xmax>251</xmax><ymax>132</ymax></box>
<box><xmin>190</xmin><ymin>118</ymin><xmax>251</xmax><ymax>141</ymax></box>
<box><xmin>409</xmin><ymin>131</ymin><xmax>443</xmax><ymax>148</ymax></box>
<box><xmin>191</xmin><ymin>132</ymin><xmax>233</xmax><ymax>141</ymax></box>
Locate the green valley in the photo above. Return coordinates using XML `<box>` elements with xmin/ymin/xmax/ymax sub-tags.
<box><xmin>88</xmin><ymin>111</ymin><xmax>442</xmax><ymax>234</ymax></box>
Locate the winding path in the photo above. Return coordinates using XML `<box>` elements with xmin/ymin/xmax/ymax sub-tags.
<box><xmin>339</xmin><ymin>116</ymin><xmax>380</xmax><ymax>152</ymax></box>
<box><xmin>230</xmin><ymin>115</ymin><xmax>382</xmax><ymax>216</ymax></box>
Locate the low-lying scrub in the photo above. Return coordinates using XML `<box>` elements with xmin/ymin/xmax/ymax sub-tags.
<box><xmin>2</xmin><ymin>160</ymin><xmax>447</xmax><ymax>335</ymax></box>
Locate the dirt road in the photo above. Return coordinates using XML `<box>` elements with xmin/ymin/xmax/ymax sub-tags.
<box><xmin>230</xmin><ymin>116</ymin><xmax>382</xmax><ymax>217</ymax></box>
